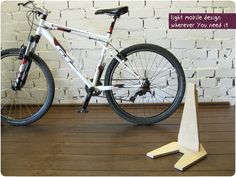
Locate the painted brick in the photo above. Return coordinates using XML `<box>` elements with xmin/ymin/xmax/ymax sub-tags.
<box><xmin>145</xmin><ymin>18</ymin><xmax>168</xmax><ymax>29</ymax></box>
<box><xmin>218</xmin><ymin>59</ymin><xmax>233</xmax><ymax>68</ymax></box>
<box><xmin>198</xmin><ymin>96</ymin><xmax>212</xmax><ymax>103</ymax></box>
<box><xmin>213</xmin><ymin>7</ymin><xmax>224</xmax><ymax>13</ymax></box>
<box><xmin>196</xmin><ymin>39</ymin><xmax>222</xmax><ymax>49</ymax></box>
<box><xmin>1</xmin><ymin>41</ymin><xmax>21</xmax><ymax>49</ymax></box>
<box><xmin>30</xmin><ymin>89</ymin><xmax>47</xmax><ymax>101</ymax></box>
<box><xmin>66</xmin><ymin>88</ymin><xmax>80</xmax><ymax>98</ymax></box>
<box><xmin>52</xmin><ymin>69</ymin><xmax>69</xmax><ymax>79</ymax></box>
<box><xmin>120</xmin><ymin>38</ymin><xmax>145</xmax><ymax>48</ymax></box>
<box><xmin>39</xmin><ymin>51</ymin><xmax>61</xmax><ymax>60</ymax></box>
<box><xmin>222</xmin><ymin>40</ymin><xmax>235</xmax><ymax>48</ymax></box>
<box><xmin>144</xmin><ymin>28</ymin><xmax>167</xmax><ymax>39</ymax></box>
<box><xmin>215</xmin><ymin>68</ymin><xmax>235</xmax><ymax>77</ymax></box>
<box><xmin>184</xmin><ymin>69</ymin><xmax>196</xmax><ymax>78</ymax></box>
<box><xmin>197</xmin><ymin>0</ymin><xmax>213</xmax><ymax>7</ymax></box>
<box><xmin>154</xmin><ymin>8</ymin><xmax>179</xmax><ymax>18</ymax></box>
<box><xmin>219</xmin><ymin>49</ymin><xmax>234</xmax><ymax>59</ymax></box>
<box><xmin>200</xmin><ymin>78</ymin><xmax>217</xmax><ymax>87</ymax></box>
<box><xmin>212</xmin><ymin>97</ymin><xmax>235</xmax><ymax>105</ymax></box>
<box><xmin>1</xmin><ymin>1</ymin><xmax>19</xmax><ymax>12</ymax></box>
<box><xmin>227</xmin><ymin>87</ymin><xmax>235</xmax><ymax>97</ymax></box>
<box><xmin>68</xmin><ymin>0</ymin><xmax>93</xmax><ymax>8</ymax></box>
<box><xmin>116</xmin><ymin>19</ymin><xmax>143</xmax><ymax>30</ymax></box>
<box><xmin>70</xmin><ymin>78</ymin><xmax>83</xmax><ymax>88</ymax></box>
<box><xmin>10</xmin><ymin>22</ymin><xmax>31</xmax><ymax>32</ymax></box>
<box><xmin>110</xmin><ymin>30</ymin><xmax>128</xmax><ymax>41</ymax></box>
<box><xmin>47</xmin><ymin>10</ymin><xmax>61</xmax><ymax>20</ymax></box>
<box><xmin>146</xmin><ymin>0</ymin><xmax>171</xmax><ymax>8</ymax></box>
<box><xmin>129</xmin><ymin>7</ymin><xmax>154</xmax><ymax>18</ymax></box>
<box><xmin>208</xmin><ymin>49</ymin><xmax>219</xmax><ymax>58</ymax></box>
<box><xmin>182</xmin><ymin>60</ymin><xmax>193</xmax><ymax>69</ymax></box>
<box><xmin>12</xmin><ymin>11</ymin><xmax>27</xmax><ymax>21</ymax></box>
<box><xmin>181</xmin><ymin>7</ymin><xmax>206</xmax><ymax>13</ymax></box>
<box><xmin>213</xmin><ymin>0</ymin><xmax>235</xmax><ymax>7</ymax></box>
<box><xmin>1</xmin><ymin>12</ymin><xmax>12</xmax><ymax>23</ymax></box>
<box><xmin>224</xmin><ymin>7</ymin><xmax>235</xmax><ymax>13</ymax></box>
<box><xmin>167</xmin><ymin>29</ymin><xmax>191</xmax><ymax>38</ymax></box>
<box><xmin>95</xmin><ymin>97</ymin><xmax>108</xmax><ymax>104</ymax></box>
<box><xmin>60</xmin><ymin>98</ymin><xmax>83</xmax><ymax>104</ymax></box>
<box><xmin>120</xmin><ymin>0</ymin><xmax>145</xmax><ymax>8</ymax></box>
<box><xmin>70</xmin><ymin>39</ymin><xmax>96</xmax><ymax>49</ymax></box>
<box><xmin>194</xmin><ymin>59</ymin><xmax>217</xmax><ymax>68</ymax></box>
<box><xmin>54</xmin><ymin>88</ymin><xmax>65</xmax><ymax>99</ymax></box>
<box><xmin>46</xmin><ymin>60</ymin><xmax>60</xmax><ymax>69</ymax></box>
<box><xmin>61</xmin><ymin>9</ymin><xmax>85</xmax><ymax>19</ymax></box>
<box><xmin>44</xmin><ymin>1</ymin><xmax>68</xmax><ymax>10</ymax></box>
<box><xmin>196</xmin><ymin>68</ymin><xmax>215</xmax><ymax>77</ymax></box>
<box><xmin>54</xmin><ymin>78</ymin><xmax>70</xmax><ymax>88</ymax></box>
<box><xmin>171</xmin><ymin>0</ymin><xmax>198</xmax><ymax>7</ymax></box>
<box><xmin>1</xmin><ymin>28</ymin><xmax>16</xmax><ymax>41</ymax></box>
<box><xmin>204</xmin><ymin>87</ymin><xmax>227</xmax><ymax>97</ymax></box>
<box><xmin>219</xmin><ymin>78</ymin><xmax>234</xmax><ymax>88</ymax></box>
<box><xmin>146</xmin><ymin>39</ymin><xmax>171</xmax><ymax>49</ymax></box>
<box><xmin>186</xmin><ymin>78</ymin><xmax>200</xmax><ymax>86</ymax></box>
<box><xmin>189</xmin><ymin>29</ymin><xmax>213</xmax><ymax>38</ymax></box>
<box><xmin>169</xmin><ymin>49</ymin><xmax>183</xmax><ymax>59</ymax></box>
<box><xmin>183</xmin><ymin>49</ymin><xmax>207</xmax><ymax>59</ymax></box>
<box><xmin>171</xmin><ymin>39</ymin><xmax>195</xmax><ymax>49</ymax></box>
<box><xmin>214</xmin><ymin>30</ymin><xmax>235</xmax><ymax>39</ymax></box>
<box><xmin>16</xmin><ymin>31</ymin><xmax>29</xmax><ymax>41</ymax></box>
<box><xmin>205</xmin><ymin>7</ymin><xmax>214</xmax><ymax>13</ymax></box>
<box><xmin>66</xmin><ymin>19</ymin><xmax>110</xmax><ymax>31</ymax></box>
<box><xmin>94</xmin><ymin>0</ymin><xmax>119</xmax><ymax>8</ymax></box>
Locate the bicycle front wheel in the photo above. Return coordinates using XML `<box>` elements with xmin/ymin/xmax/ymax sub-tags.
<box><xmin>1</xmin><ymin>48</ymin><xmax>55</xmax><ymax>125</ymax></box>
<box><xmin>105</xmin><ymin>44</ymin><xmax>186</xmax><ymax>125</ymax></box>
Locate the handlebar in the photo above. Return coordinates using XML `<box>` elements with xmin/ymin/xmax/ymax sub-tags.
<box><xmin>18</xmin><ymin>1</ymin><xmax>49</xmax><ymax>16</ymax></box>
<box><xmin>17</xmin><ymin>1</ymin><xmax>34</xmax><ymax>7</ymax></box>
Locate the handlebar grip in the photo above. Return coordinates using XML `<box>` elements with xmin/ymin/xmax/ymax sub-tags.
<box><xmin>18</xmin><ymin>1</ymin><xmax>34</xmax><ymax>7</ymax></box>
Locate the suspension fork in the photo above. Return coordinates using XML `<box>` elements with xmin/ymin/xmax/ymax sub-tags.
<box><xmin>13</xmin><ymin>35</ymin><xmax>40</xmax><ymax>90</ymax></box>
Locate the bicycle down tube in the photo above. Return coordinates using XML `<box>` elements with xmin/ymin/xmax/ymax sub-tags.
<box><xmin>35</xmin><ymin>19</ymin><xmax>142</xmax><ymax>91</ymax></box>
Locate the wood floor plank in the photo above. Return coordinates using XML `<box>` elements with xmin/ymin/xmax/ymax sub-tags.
<box><xmin>1</xmin><ymin>169</ymin><xmax>234</xmax><ymax>176</ymax></box>
<box><xmin>2</xmin><ymin>142</ymin><xmax>234</xmax><ymax>155</ymax></box>
<box><xmin>1</xmin><ymin>154</ymin><xmax>234</xmax><ymax>171</ymax></box>
<box><xmin>1</xmin><ymin>104</ymin><xmax>235</xmax><ymax>176</ymax></box>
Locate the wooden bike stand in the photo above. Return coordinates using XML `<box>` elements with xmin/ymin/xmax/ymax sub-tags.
<box><xmin>146</xmin><ymin>83</ymin><xmax>207</xmax><ymax>171</ymax></box>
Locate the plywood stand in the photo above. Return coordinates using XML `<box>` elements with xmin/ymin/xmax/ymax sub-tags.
<box><xmin>146</xmin><ymin>83</ymin><xmax>207</xmax><ymax>171</ymax></box>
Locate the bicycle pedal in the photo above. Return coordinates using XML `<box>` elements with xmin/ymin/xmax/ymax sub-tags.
<box><xmin>79</xmin><ymin>108</ymin><xmax>88</xmax><ymax>113</ymax></box>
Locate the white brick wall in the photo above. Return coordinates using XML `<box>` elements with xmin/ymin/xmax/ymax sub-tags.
<box><xmin>1</xmin><ymin>0</ymin><xmax>235</xmax><ymax>105</ymax></box>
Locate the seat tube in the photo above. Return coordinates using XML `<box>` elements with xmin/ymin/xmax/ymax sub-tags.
<box><xmin>92</xmin><ymin>40</ymin><xmax>108</xmax><ymax>87</ymax></box>
<box><xmin>92</xmin><ymin>18</ymin><xmax>116</xmax><ymax>87</ymax></box>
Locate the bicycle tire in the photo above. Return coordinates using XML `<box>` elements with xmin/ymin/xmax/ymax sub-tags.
<box><xmin>1</xmin><ymin>48</ymin><xmax>55</xmax><ymax>125</ymax></box>
<box><xmin>104</xmin><ymin>44</ymin><xmax>186</xmax><ymax>125</ymax></box>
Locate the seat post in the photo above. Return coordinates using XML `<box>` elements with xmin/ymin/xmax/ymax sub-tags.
<box><xmin>108</xmin><ymin>17</ymin><xmax>118</xmax><ymax>34</ymax></box>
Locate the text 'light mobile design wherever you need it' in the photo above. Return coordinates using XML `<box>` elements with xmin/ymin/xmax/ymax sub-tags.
<box><xmin>146</xmin><ymin>83</ymin><xmax>207</xmax><ymax>171</ymax></box>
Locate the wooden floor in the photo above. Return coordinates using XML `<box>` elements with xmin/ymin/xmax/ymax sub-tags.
<box><xmin>1</xmin><ymin>104</ymin><xmax>235</xmax><ymax>176</ymax></box>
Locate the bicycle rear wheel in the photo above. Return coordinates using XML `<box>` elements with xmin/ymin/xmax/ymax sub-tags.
<box><xmin>105</xmin><ymin>44</ymin><xmax>186</xmax><ymax>125</ymax></box>
<box><xmin>1</xmin><ymin>48</ymin><xmax>55</xmax><ymax>125</ymax></box>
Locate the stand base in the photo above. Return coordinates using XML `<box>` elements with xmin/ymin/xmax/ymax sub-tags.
<box><xmin>146</xmin><ymin>142</ymin><xmax>207</xmax><ymax>171</ymax></box>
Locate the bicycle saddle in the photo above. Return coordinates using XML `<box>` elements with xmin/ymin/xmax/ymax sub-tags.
<box><xmin>95</xmin><ymin>6</ymin><xmax>128</xmax><ymax>18</ymax></box>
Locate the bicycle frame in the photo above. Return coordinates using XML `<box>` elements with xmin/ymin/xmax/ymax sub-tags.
<box><xmin>31</xmin><ymin>18</ymin><xmax>142</xmax><ymax>91</ymax></box>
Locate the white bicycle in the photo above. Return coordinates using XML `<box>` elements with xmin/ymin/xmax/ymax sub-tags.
<box><xmin>1</xmin><ymin>1</ymin><xmax>186</xmax><ymax>125</ymax></box>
